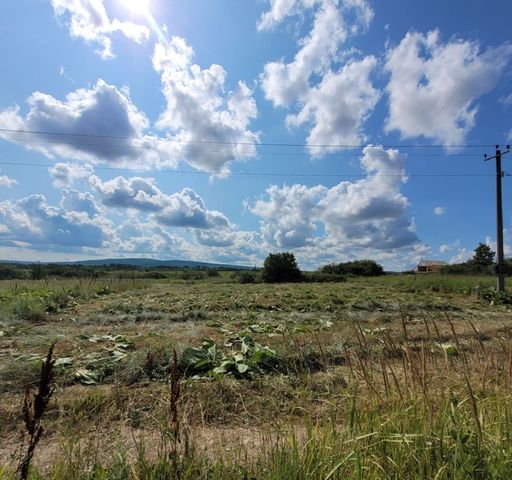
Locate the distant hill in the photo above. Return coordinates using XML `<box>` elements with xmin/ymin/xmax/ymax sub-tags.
<box><xmin>0</xmin><ymin>258</ymin><xmax>250</xmax><ymax>270</ymax></box>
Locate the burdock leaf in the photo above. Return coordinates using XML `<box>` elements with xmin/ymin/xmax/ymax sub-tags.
<box><xmin>235</xmin><ymin>363</ymin><xmax>249</xmax><ymax>374</ymax></box>
<box><xmin>74</xmin><ymin>368</ymin><xmax>99</xmax><ymax>385</ymax></box>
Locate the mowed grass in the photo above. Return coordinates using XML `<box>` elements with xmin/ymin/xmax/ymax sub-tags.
<box><xmin>1</xmin><ymin>273</ymin><xmax>511</xmax><ymax>478</ymax></box>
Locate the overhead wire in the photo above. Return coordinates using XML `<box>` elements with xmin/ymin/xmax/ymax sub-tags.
<box><xmin>2</xmin><ymin>136</ymin><xmax>486</xmax><ymax>157</ymax></box>
<box><xmin>0</xmin><ymin>127</ymin><xmax>496</xmax><ymax>149</ymax></box>
<box><xmin>0</xmin><ymin>161</ymin><xmax>496</xmax><ymax>178</ymax></box>
<box><xmin>0</xmin><ymin>127</ymin><xmax>499</xmax><ymax>179</ymax></box>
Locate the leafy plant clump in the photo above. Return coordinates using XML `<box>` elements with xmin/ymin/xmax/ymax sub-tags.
<box><xmin>180</xmin><ymin>336</ymin><xmax>277</xmax><ymax>377</ymax></box>
<box><xmin>11</xmin><ymin>297</ymin><xmax>46</xmax><ymax>322</ymax></box>
<box><xmin>481</xmin><ymin>288</ymin><xmax>512</xmax><ymax>305</ymax></box>
<box><xmin>10</xmin><ymin>334</ymin><xmax>136</xmax><ymax>387</ymax></box>
<box><xmin>237</xmin><ymin>271</ymin><xmax>259</xmax><ymax>284</ymax></box>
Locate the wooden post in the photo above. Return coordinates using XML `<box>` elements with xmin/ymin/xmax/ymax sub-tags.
<box><xmin>485</xmin><ymin>144</ymin><xmax>511</xmax><ymax>292</ymax></box>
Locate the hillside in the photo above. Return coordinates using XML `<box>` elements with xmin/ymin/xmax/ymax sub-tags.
<box><xmin>66</xmin><ymin>258</ymin><xmax>248</xmax><ymax>269</ymax></box>
<box><xmin>0</xmin><ymin>258</ymin><xmax>250</xmax><ymax>269</ymax></box>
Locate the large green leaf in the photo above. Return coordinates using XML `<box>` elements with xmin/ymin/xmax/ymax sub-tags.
<box><xmin>74</xmin><ymin>368</ymin><xmax>99</xmax><ymax>385</ymax></box>
<box><xmin>235</xmin><ymin>363</ymin><xmax>249</xmax><ymax>374</ymax></box>
<box><xmin>212</xmin><ymin>360</ymin><xmax>234</xmax><ymax>374</ymax></box>
<box><xmin>55</xmin><ymin>357</ymin><xmax>74</xmax><ymax>367</ymax></box>
<box><xmin>180</xmin><ymin>341</ymin><xmax>217</xmax><ymax>372</ymax></box>
<box><xmin>233</xmin><ymin>353</ymin><xmax>245</xmax><ymax>363</ymax></box>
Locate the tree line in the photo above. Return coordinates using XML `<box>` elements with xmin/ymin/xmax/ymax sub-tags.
<box><xmin>441</xmin><ymin>243</ymin><xmax>512</xmax><ymax>275</ymax></box>
<box><xmin>0</xmin><ymin>254</ymin><xmax>386</xmax><ymax>284</ymax></box>
<box><xmin>259</xmin><ymin>252</ymin><xmax>384</xmax><ymax>283</ymax></box>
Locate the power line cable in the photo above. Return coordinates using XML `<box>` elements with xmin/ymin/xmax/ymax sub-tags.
<box><xmin>0</xmin><ymin>127</ymin><xmax>495</xmax><ymax>149</ymax></box>
<box><xmin>2</xmin><ymin>136</ymin><xmax>485</xmax><ymax>158</ymax></box>
<box><xmin>0</xmin><ymin>129</ymin><xmax>498</xmax><ymax>178</ymax></box>
<box><xmin>0</xmin><ymin>161</ymin><xmax>496</xmax><ymax>178</ymax></box>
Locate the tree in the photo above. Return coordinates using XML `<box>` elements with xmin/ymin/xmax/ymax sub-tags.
<box><xmin>319</xmin><ymin>260</ymin><xmax>384</xmax><ymax>277</ymax></box>
<box><xmin>262</xmin><ymin>252</ymin><xmax>302</xmax><ymax>283</ymax></box>
<box><xmin>473</xmin><ymin>243</ymin><xmax>495</xmax><ymax>267</ymax></box>
<box><xmin>30</xmin><ymin>263</ymin><xmax>46</xmax><ymax>280</ymax></box>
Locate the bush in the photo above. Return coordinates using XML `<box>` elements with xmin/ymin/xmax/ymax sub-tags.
<box><xmin>0</xmin><ymin>266</ymin><xmax>28</xmax><ymax>280</ymax></box>
<box><xmin>440</xmin><ymin>260</ymin><xmax>508</xmax><ymax>275</ymax></box>
<box><xmin>206</xmin><ymin>269</ymin><xmax>220</xmax><ymax>277</ymax></box>
<box><xmin>143</xmin><ymin>271</ymin><xmax>168</xmax><ymax>279</ymax></box>
<box><xmin>481</xmin><ymin>288</ymin><xmax>512</xmax><ymax>305</ymax></box>
<box><xmin>302</xmin><ymin>272</ymin><xmax>346</xmax><ymax>283</ymax></box>
<box><xmin>12</xmin><ymin>297</ymin><xmax>46</xmax><ymax>322</ymax></box>
<box><xmin>319</xmin><ymin>260</ymin><xmax>384</xmax><ymax>277</ymax></box>
<box><xmin>262</xmin><ymin>252</ymin><xmax>302</xmax><ymax>283</ymax></box>
<box><xmin>180</xmin><ymin>270</ymin><xmax>206</xmax><ymax>281</ymax></box>
<box><xmin>30</xmin><ymin>263</ymin><xmax>46</xmax><ymax>280</ymax></box>
<box><xmin>238</xmin><ymin>271</ymin><xmax>258</xmax><ymax>284</ymax></box>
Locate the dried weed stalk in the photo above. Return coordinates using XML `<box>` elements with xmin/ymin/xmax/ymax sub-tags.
<box><xmin>168</xmin><ymin>348</ymin><xmax>182</xmax><ymax>476</ymax></box>
<box><xmin>17</xmin><ymin>343</ymin><xmax>56</xmax><ymax>480</ymax></box>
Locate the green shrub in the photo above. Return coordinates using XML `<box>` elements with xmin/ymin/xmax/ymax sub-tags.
<box><xmin>180</xmin><ymin>270</ymin><xmax>206</xmax><ymax>280</ymax></box>
<box><xmin>441</xmin><ymin>261</ymin><xmax>492</xmax><ymax>275</ymax></box>
<box><xmin>96</xmin><ymin>285</ymin><xmax>112</xmax><ymax>296</ymax></box>
<box><xmin>0</xmin><ymin>265</ymin><xmax>28</xmax><ymax>280</ymax></box>
<box><xmin>319</xmin><ymin>260</ymin><xmax>384</xmax><ymax>277</ymax></box>
<box><xmin>441</xmin><ymin>259</ymin><xmax>512</xmax><ymax>276</ymax></box>
<box><xmin>12</xmin><ymin>297</ymin><xmax>46</xmax><ymax>322</ymax></box>
<box><xmin>262</xmin><ymin>252</ymin><xmax>302</xmax><ymax>283</ymax></box>
<box><xmin>237</xmin><ymin>271</ymin><xmax>258</xmax><ymax>284</ymax></box>
<box><xmin>481</xmin><ymin>288</ymin><xmax>512</xmax><ymax>305</ymax></box>
<box><xmin>30</xmin><ymin>263</ymin><xmax>46</xmax><ymax>280</ymax></box>
<box><xmin>302</xmin><ymin>272</ymin><xmax>346</xmax><ymax>283</ymax></box>
<box><xmin>143</xmin><ymin>270</ymin><xmax>168</xmax><ymax>279</ymax></box>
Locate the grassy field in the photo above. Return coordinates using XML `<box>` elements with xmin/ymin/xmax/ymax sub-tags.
<box><xmin>1</xmin><ymin>273</ymin><xmax>512</xmax><ymax>478</ymax></box>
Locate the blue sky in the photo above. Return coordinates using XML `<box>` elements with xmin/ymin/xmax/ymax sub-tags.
<box><xmin>0</xmin><ymin>0</ymin><xmax>511</xmax><ymax>269</ymax></box>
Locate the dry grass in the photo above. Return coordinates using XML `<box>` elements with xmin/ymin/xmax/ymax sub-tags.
<box><xmin>1</xmin><ymin>274</ymin><xmax>512</xmax><ymax>478</ymax></box>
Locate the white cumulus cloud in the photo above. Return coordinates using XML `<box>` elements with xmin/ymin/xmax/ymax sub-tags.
<box><xmin>252</xmin><ymin>183</ymin><xmax>326</xmax><ymax>248</ymax></box>
<box><xmin>259</xmin><ymin>0</ymin><xmax>377</xmax><ymax>152</ymax></box>
<box><xmin>49</xmin><ymin>0</ymin><xmax>149</xmax><ymax>59</ymax></box>
<box><xmin>0</xmin><ymin>80</ymin><xmax>175</xmax><ymax>169</ymax></box>
<box><xmin>49</xmin><ymin>163</ymin><xmax>94</xmax><ymax>188</ymax></box>
<box><xmin>286</xmin><ymin>55</ymin><xmax>380</xmax><ymax>153</ymax></box>
<box><xmin>0</xmin><ymin>173</ymin><xmax>17</xmax><ymax>187</ymax></box>
<box><xmin>251</xmin><ymin>145</ymin><xmax>417</xmax><ymax>250</ymax></box>
<box><xmin>0</xmin><ymin>193</ymin><xmax>112</xmax><ymax>250</ymax></box>
<box><xmin>439</xmin><ymin>244</ymin><xmax>450</xmax><ymax>253</ymax></box>
<box><xmin>385</xmin><ymin>30</ymin><xmax>512</xmax><ymax>146</ymax></box>
<box><xmin>152</xmin><ymin>37</ymin><xmax>260</xmax><ymax>173</ymax></box>
<box><xmin>60</xmin><ymin>189</ymin><xmax>100</xmax><ymax>216</ymax></box>
<box><xmin>114</xmin><ymin>221</ymin><xmax>194</xmax><ymax>256</ymax></box>
<box><xmin>89</xmin><ymin>175</ymin><xmax>231</xmax><ymax>230</ymax></box>
<box><xmin>258</xmin><ymin>0</ymin><xmax>318</xmax><ymax>31</ymax></box>
<box><xmin>260</xmin><ymin>1</ymin><xmax>348</xmax><ymax>107</ymax></box>
<box><xmin>450</xmin><ymin>247</ymin><xmax>471</xmax><ymax>264</ymax></box>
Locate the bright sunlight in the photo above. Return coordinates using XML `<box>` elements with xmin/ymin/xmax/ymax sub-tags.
<box><xmin>118</xmin><ymin>0</ymin><xmax>151</xmax><ymax>16</ymax></box>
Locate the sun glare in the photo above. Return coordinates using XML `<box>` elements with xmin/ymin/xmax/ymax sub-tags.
<box><xmin>120</xmin><ymin>0</ymin><xmax>151</xmax><ymax>17</ymax></box>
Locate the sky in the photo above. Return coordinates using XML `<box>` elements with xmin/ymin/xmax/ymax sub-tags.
<box><xmin>0</xmin><ymin>0</ymin><xmax>511</xmax><ymax>270</ymax></box>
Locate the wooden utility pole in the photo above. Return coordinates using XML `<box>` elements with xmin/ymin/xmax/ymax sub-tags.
<box><xmin>485</xmin><ymin>144</ymin><xmax>511</xmax><ymax>292</ymax></box>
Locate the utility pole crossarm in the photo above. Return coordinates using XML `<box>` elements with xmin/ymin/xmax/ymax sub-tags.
<box><xmin>484</xmin><ymin>145</ymin><xmax>511</xmax><ymax>162</ymax></box>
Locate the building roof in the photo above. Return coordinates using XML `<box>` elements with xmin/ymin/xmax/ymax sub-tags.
<box><xmin>417</xmin><ymin>259</ymin><xmax>448</xmax><ymax>267</ymax></box>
